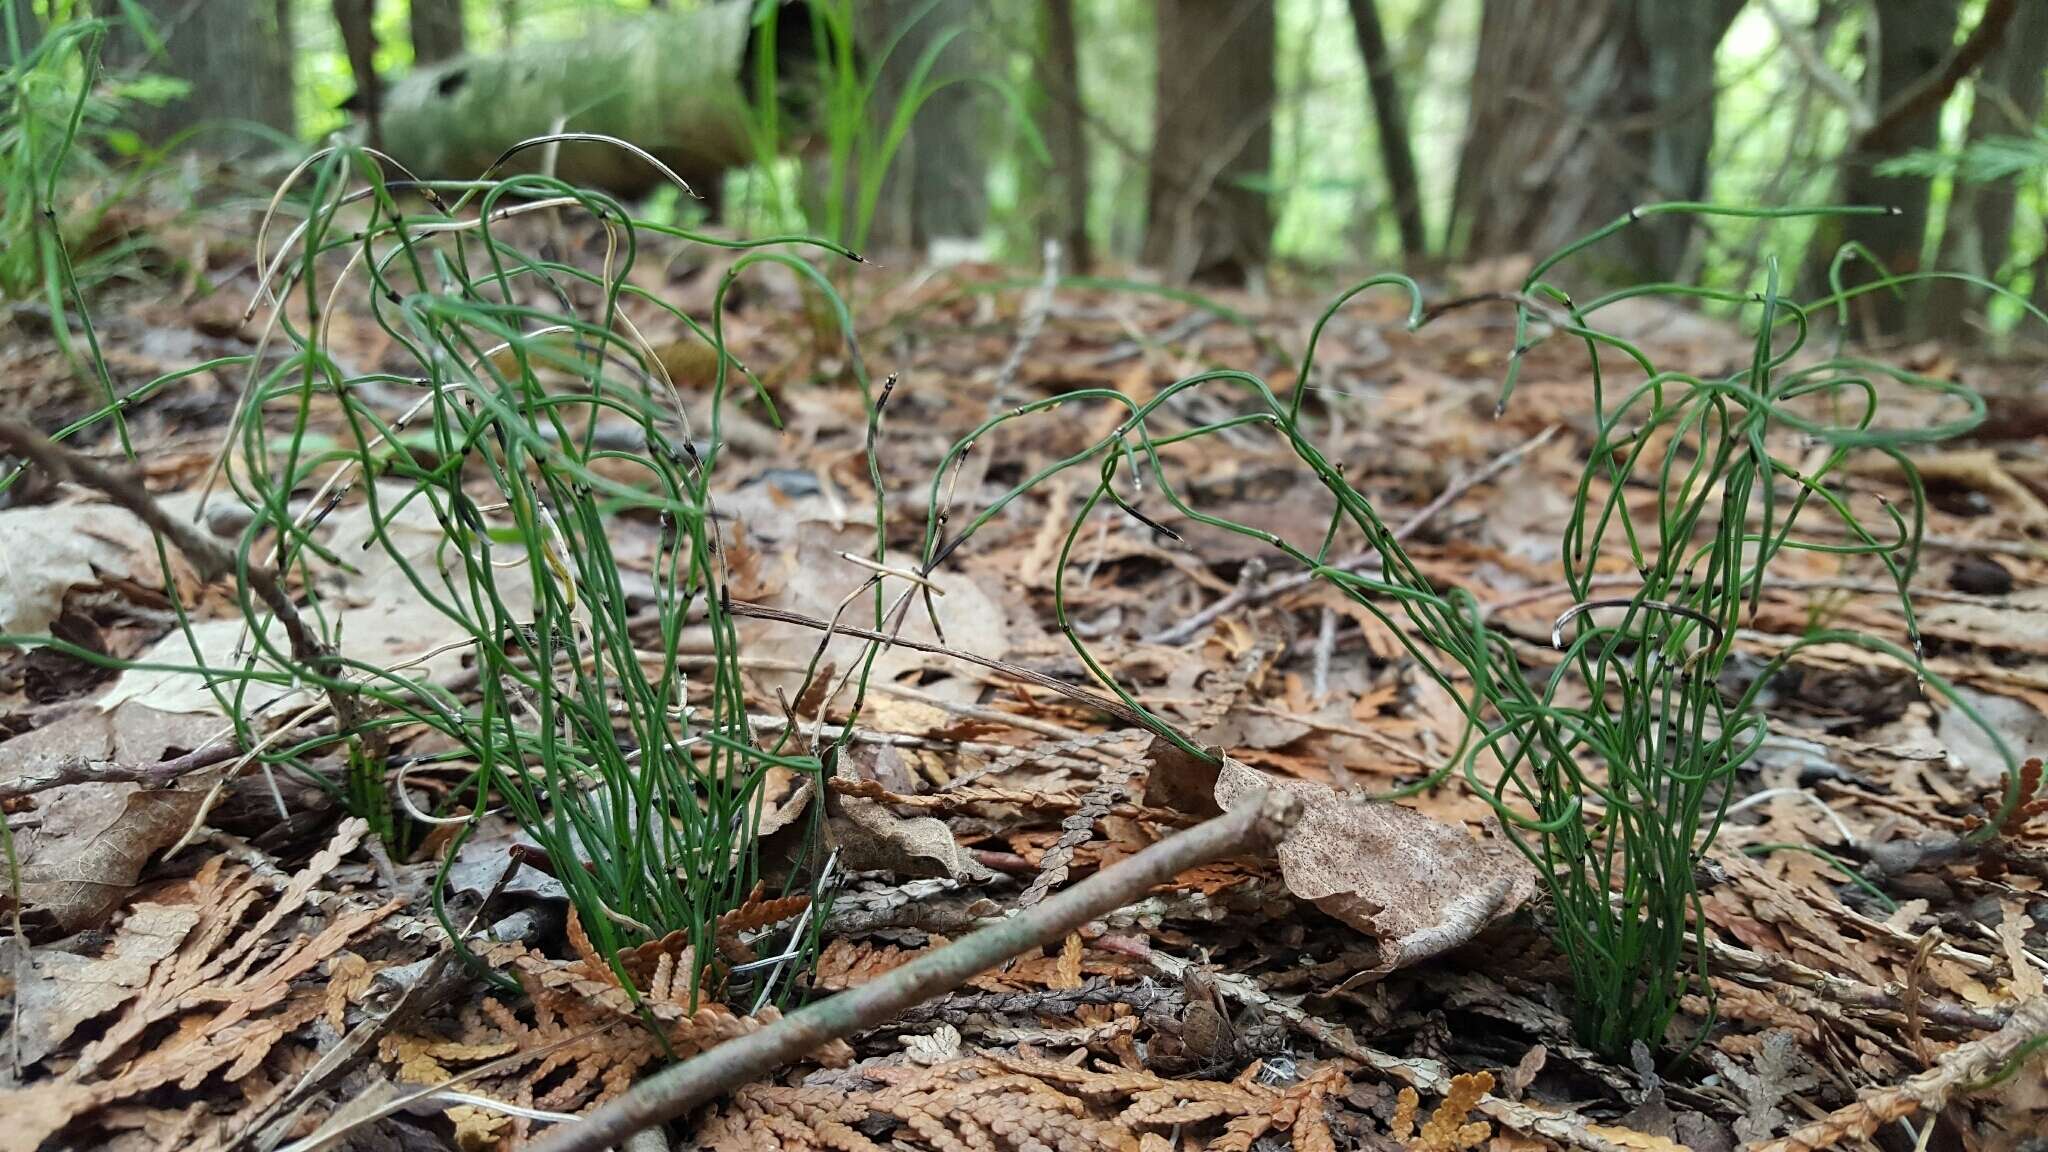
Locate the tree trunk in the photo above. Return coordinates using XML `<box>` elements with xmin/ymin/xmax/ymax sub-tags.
<box><xmin>380</xmin><ymin>7</ymin><xmax>758</xmax><ymax>197</ymax></box>
<box><xmin>119</xmin><ymin>0</ymin><xmax>295</xmax><ymax>147</ymax></box>
<box><xmin>1142</xmin><ymin>0</ymin><xmax>1274</xmax><ymax>285</ymax></box>
<box><xmin>855</xmin><ymin>0</ymin><xmax>989</xmax><ymax>255</ymax></box>
<box><xmin>1346</xmin><ymin>0</ymin><xmax>1424</xmax><ymax>259</ymax></box>
<box><xmin>334</xmin><ymin>0</ymin><xmax>382</xmax><ymax>150</ymax></box>
<box><xmin>1804</xmin><ymin>0</ymin><xmax>1963</xmax><ymax>335</ymax></box>
<box><xmin>907</xmin><ymin>0</ymin><xmax>988</xmax><ymax>247</ymax></box>
<box><xmin>410</xmin><ymin>0</ymin><xmax>466</xmax><ymax>65</ymax></box>
<box><xmin>1450</xmin><ymin>0</ymin><xmax>1743</xmax><ymax>281</ymax></box>
<box><xmin>1039</xmin><ymin>0</ymin><xmax>1092</xmax><ymax>271</ymax></box>
<box><xmin>1923</xmin><ymin>0</ymin><xmax>2047</xmax><ymax>339</ymax></box>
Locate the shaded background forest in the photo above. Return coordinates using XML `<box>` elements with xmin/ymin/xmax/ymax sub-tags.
<box><xmin>10</xmin><ymin>0</ymin><xmax>2048</xmax><ymax>343</ymax></box>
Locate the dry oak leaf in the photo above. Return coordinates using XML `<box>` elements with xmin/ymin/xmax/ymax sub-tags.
<box><xmin>1146</xmin><ymin>738</ymin><xmax>1534</xmax><ymax>974</ymax></box>
<box><xmin>13</xmin><ymin>783</ymin><xmax>207</xmax><ymax>935</ymax></box>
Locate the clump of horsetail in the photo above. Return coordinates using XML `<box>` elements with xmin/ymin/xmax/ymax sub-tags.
<box><xmin>912</xmin><ymin>203</ymin><xmax>2036</xmax><ymax>1057</ymax></box>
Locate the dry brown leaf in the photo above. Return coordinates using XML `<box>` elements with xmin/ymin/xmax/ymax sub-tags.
<box><xmin>1998</xmin><ymin>900</ymin><xmax>2043</xmax><ymax>1001</ymax></box>
<box><xmin>830</xmin><ymin>791</ymin><xmax>994</xmax><ymax>881</ymax></box>
<box><xmin>1145</xmin><ymin>738</ymin><xmax>1533</xmax><ymax>973</ymax></box>
<box><xmin>1393</xmin><ymin>1071</ymin><xmax>1494</xmax><ymax>1152</ymax></box>
<box><xmin>15</xmin><ymin>783</ymin><xmax>206</xmax><ymax>934</ymax></box>
<box><xmin>0</xmin><ymin>497</ymin><xmax>168</xmax><ymax>635</ymax></box>
<box><xmin>814</xmin><ymin>936</ymin><xmax>931</xmax><ymax>990</ymax></box>
<box><xmin>1582</xmin><ymin>1124</ymin><xmax>1694</xmax><ymax>1150</ymax></box>
<box><xmin>1052</xmin><ymin>932</ymin><xmax>1085</xmax><ymax>990</ymax></box>
<box><xmin>734</xmin><ymin>531</ymin><xmax>1009</xmax><ymax>706</ymax></box>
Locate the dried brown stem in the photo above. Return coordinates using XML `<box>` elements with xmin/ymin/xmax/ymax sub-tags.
<box><xmin>0</xmin><ymin>418</ymin><xmax>369</xmax><ymax>741</ymax></box>
<box><xmin>525</xmin><ymin>788</ymin><xmax>1301</xmax><ymax>1152</ymax></box>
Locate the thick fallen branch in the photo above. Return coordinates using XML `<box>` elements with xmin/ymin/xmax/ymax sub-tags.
<box><xmin>525</xmin><ymin>788</ymin><xmax>1300</xmax><ymax>1152</ymax></box>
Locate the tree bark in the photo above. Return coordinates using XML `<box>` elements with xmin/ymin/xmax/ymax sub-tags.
<box><xmin>1346</xmin><ymin>0</ymin><xmax>1424</xmax><ymax>259</ymax></box>
<box><xmin>410</xmin><ymin>0</ymin><xmax>466</xmax><ymax>65</ymax></box>
<box><xmin>1039</xmin><ymin>0</ymin><xmax>1092</xmax><ymax>271</ymax></box>
<box><xmin>1142</xmin><ymin>0</ymin><xmax>1275</xmax><ymax>285</ymax></box>
<box><xmin>858</xmin><ymin>0</ymin><xmax>990</xmax><ymax>253</ymax></box>
<box><xmin>1804</xmin><ymin>0</ymin><xmax>1963</xmax><ymax>335</ymax></box>
<box><xmin>907</xmin><ymin>0</ymin><xmax>988</xmax><ymax>247</ymax></box>
<box><xmin>334</xmin><ymin>0</ymin><xmax>382</xmax><ymax>150</ymax></box>
<box><xmin>118</xmin><ymin>0</ymin><xmax>295</xmax><ymax>147</ymax></box>
<box><xmin>1923</xmin><ymin>0</ymin><xmax>2047</xmax><ymax>339</ymax></box>
<box><xmin>379</xmin><ymin>7</ymin><xmax>757</xmax><ymax>198</ymax></box>
<box><xmin>1449</xmin><ymin>0</ymin><xmax>1744</xmax><ymax>281</ymax></box>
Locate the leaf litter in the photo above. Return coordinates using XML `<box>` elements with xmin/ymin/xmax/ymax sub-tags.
<box><xmin>1</xmin><ymin>214</ymin><xmax>2045</xmax><ymax>1152</ymax></box>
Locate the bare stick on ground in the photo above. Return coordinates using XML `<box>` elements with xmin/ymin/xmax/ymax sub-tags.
<box><xmin>0</xmin><ymin>417</ymin><xmax>369</xmax><ymax>738</ymax></box>
<box><xmin>526</xmin><ymin>788</ymin><xmax>1300</xmax><ymax>1152</ymax></box>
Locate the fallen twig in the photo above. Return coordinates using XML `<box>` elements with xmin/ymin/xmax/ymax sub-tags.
<box><xmin>525</xmin><ymin>788</ymin><xmax>1300</xmax><ymax>1152</ymax></box>
<box><xmin>0</xmin><ymin>418</ymin><xmax>372</xmax><ymax>742</ymax></box>
<box><xmin>1752</xmin><ymin>994</ymin><xmax>2048</xmax><ymax>1152</ymax></box>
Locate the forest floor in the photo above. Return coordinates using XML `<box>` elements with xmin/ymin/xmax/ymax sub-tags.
<box><xmin>2</xmin><ymin>206</ymin><xmax>2047</xmax><ymax>1152</ymax></box>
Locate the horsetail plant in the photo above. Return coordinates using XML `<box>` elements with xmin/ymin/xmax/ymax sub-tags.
<box><xmin>1</xmin><ymin>133</ymin><xmax>906</xmax><ymax>1014</ymax></box>
<box><xmin>5</xmin><ymin>118</ymin><xmax>2038</xmax><ymax>1058</ymax></box>
<box><xmin>911</xmin><ymin>204</ymin><xmax>2039</xmax><ymax>1057</ymax></box>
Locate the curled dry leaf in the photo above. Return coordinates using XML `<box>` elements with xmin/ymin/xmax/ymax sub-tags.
<box><xmin>1144</xmin><ymin>737</ymin><xmax>1533</xmax><ymax>975</ymax></box>
<box><xmin>13</xmin><ymin>783</ymin><xmax>206</xmax><ymax>935</ymax></box>
<box><xmin>0</xmin><ymin>497</ymin><xmax>169</xmax><ymax>636</ymax></box>
<box><xmin>830</xmin><ymin>789</ymin><xmax>994</xmax><ymax>883</ymax></box>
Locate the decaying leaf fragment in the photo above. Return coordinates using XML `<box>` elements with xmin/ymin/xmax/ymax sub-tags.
<box><xmin>1144</xmin><ymin>738</ymin><xmax>1533</xmax><ymax>974</ymax></box>
<box><xmin>1391</xmin><ymin>1071</ymin><xmax>1494</xmax><ymax>1151</ymax></box>
<box><xmin>830</xmin><ymin>790</ymin><xmax>995</xmax><ymax>882</ymax></box>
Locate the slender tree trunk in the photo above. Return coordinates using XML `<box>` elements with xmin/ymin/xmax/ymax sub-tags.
<box><xmin>907</xmin><ymin>0</ymin><xmax>987</xmax><ymax>247</ymax></box>
<box><xmin>1346</xmin><ymin>0</ymin><xmax>1424</xmax><ymax>259</ymax></box>
<box><xmin>119</xmin><ymin>0</ymin><xmax>296</xmax><ymax>146</ymax></box>
<box><xmin>1450</xmin><ymin>0</ymin><xmax>1743</xmax><ymax>280</ymax></box>
<box><xmin>1804</xmin><ymin>0</ymin><xmax>1963</xmax><ymax>335</ymax></box>
<box><xmin>851</xmin><ymin>0</ymin><xmax>989</xmax><ymax>255</ymax></box>
<box><xmin>410</xmin><ymin>0</ymin><xmax>466</xmax><ymax>65</ymax></box>
<box><xmin>1143</xmin><ymin>0</ymin><xmax>1275</xmax><ymax>285</ymax></box>
<box><xmin>334</xmin><ymin>0</ymin><xmax>381</xmax><ymax>150</ymax></box>
<box><xmin>1923</xmin><ymin>0</ymin><xmax>2047</xmax><ymax>339</ymax></box>
<box><xmin>1040</xmin><ymin>0</ymin><xmax>1092</xmax><ymax>270</ymax></box>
